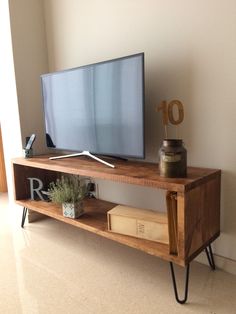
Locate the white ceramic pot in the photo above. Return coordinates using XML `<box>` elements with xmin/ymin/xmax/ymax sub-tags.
<box><xmin>62</xmin><ymin>202</ymin><xmax>84</xmax><ymax>218</ymax></box>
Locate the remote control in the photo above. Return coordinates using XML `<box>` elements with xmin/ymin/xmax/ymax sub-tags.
<box><xmin>25</xmin><ymin>134</ymin><xmax>36</xmax><ymax>150</ymax></box>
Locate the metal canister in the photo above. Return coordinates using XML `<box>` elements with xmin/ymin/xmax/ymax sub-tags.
<box><xmin>159</xmin><ymin>139</ymin><xmax>187</xmax><ymax>178</ymax></box>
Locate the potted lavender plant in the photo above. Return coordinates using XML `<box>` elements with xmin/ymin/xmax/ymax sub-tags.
<box><xmin>48</xmin><ymin>175</ymin><xmax>86</xmax><ymax>218</ymax></box>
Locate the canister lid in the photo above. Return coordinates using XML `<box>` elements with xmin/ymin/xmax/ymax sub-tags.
<box><xmin>163</xmin><ymin>139</ymin><xmax>183</xmax><ymax>147</ymax></box>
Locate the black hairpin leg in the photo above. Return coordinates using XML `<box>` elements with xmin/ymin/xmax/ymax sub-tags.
<box><xmin>205</xmin><ymin>244</ymin><xmax>215</xmax><ymax>270</ymax></box>
<box><xmin>169</xmin><ymin>262</ymin><xmax>190</xmax><ymax>304</ymax></box>
<box><xmin>21</xmin><ymin>207</ymin><xmax>28</xmax><ymax>228</ymax></box>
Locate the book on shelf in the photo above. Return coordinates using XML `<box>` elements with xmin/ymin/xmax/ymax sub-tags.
<box><xmin>107</xmin><ymin>205</ymin><xmax>169</xmax><ymax>244</ymax></box>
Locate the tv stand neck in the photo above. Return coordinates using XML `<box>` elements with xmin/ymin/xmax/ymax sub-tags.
<box><xmin>49</xmin><ymin>151</ymin><xmax>115</xmax><ymax>168</ymax></box>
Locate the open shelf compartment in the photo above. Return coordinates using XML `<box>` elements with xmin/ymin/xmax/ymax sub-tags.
<box><xmin>12</xmin><ymin>155</ymin><xmax>221</xmax><ymax>267</ymax></box>
<box><xmin>15</xmin><ymin>197</ymin><xmax>179</xmax><ymax>264</ymax></box>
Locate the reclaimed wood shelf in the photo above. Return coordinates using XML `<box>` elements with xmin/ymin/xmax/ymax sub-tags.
<box><xmin>15</xmin><ymin>197</ymin><xmax>172</xmax><ymax>262</ymax></box>
<box><xmin>12</xmin><ymin>155</ymin><xmax>221</xmax><ymax>267</ymax></box>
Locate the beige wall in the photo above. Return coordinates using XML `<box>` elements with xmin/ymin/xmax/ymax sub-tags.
<box><xmin>9</xmin><ymin>0</ymin><xmax>49</xmax><ymax>154</ymax></box>
<box><xmin>42</xmin><ymin>0</ymin><xmax>236</xmax><ymax>263</ymax></box>
<box><xmin>7</xmin><ymin>0</ymin><xmax>236</xmax><ymax>267</ymax></box>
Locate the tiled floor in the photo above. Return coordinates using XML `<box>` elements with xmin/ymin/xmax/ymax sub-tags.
<box><xmin>1</xmin><ymin>192</ymin><xmax>236</xmax><ymax>314</ymax></box>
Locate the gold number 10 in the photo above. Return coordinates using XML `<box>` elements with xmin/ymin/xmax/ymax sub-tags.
<box><xmin>158</xmin><ymin>100</ymin><xmax>184</xmax><ymax>125</ymax></box>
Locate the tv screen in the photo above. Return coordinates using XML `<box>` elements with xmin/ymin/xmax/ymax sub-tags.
<box><xmin>41</xmin><ymin>53</ymin><xmax>145</xmax><ymax>159</ymax></box>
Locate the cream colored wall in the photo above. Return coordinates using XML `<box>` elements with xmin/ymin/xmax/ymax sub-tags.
<box><xmin>6</xmin><ymin>0</ymin><xmax>236</xmax><ymax>267</ymax></box>
<box><xmin>42</xmin><ymin>0</ymin><xmax>236</xmax><ymax>263</ymax></box>
<box><xmin>9</xmin><ymin>0</ymin><xmax>49</xmax><ymax>154</ymax></box>
<box><xmin>0</xmin><ymin>0</ymin><xmax>22</xmax><ymax>197</ymax></box>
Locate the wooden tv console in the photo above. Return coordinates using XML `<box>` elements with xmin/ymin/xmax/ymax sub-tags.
<box><xmin>12</xmin><ymin>155</ymin><xmax>221</xmax><ymax>304</ymax></box>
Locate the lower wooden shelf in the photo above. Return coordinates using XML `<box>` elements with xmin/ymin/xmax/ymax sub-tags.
<box><xmin>16</xmin><ymin>197</ymin><xmax>184</xmax><ymax>265</ymax></box>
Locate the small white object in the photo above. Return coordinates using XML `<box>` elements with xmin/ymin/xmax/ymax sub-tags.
<box><xmin>62</xmin><ymin>202</ymin><xmax>84</xmax><ymax>219</ymax></box>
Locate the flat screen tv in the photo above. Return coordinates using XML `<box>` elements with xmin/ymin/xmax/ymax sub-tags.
<box><xmin>41</xmin><ymin>53</ymin><xmax>145</xmax><ymax>164</ymax></box>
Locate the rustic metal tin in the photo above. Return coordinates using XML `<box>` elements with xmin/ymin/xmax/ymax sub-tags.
<box><xmin>159</xmin><ymin>139</ymin><xmax>187</xmax><ymax>178</ymax></box>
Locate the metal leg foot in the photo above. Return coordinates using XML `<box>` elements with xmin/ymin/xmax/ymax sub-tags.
<box><xmin>169</xmin><ymin>262</ymin><xmax>190</xmax><ymax>304</ymax></box>
<box><xmin>21</xmin><ymin>207</ymin><xmax>28</xmax><ymax>228</ymax></box>
<box><xmin>205</xmin><ymin>244</ymin><xmax>215</xmax><ymax>270</ymax></box>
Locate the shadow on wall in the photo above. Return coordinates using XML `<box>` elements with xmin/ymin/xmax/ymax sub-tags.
<box><xmin>144</xmin><ymin>55</ymin><xmax>193</xmax><ymax>163</ymax></box>
<box><xmin>221</xmin><ymin>170</ymin><xmax>236</xmax><ymax>235</ymax></box>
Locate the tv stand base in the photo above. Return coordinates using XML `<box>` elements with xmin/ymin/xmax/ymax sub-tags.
<box><xmin>169</xmin><ymin>243</ymin><xmax>215</xmax><ymax>304</ymax></box>
<box><xmin>20</xmin><ymin>203</ymin><xmax>216</xmax><ymax>304</ymax></box>
<box><xmin>13</xmin><ymin>156</ymin><xmax>221</xmax><ymax>304</ymax></box>
<box><xmin>21</xmin><ymin>207</ymin><xmax>28</xmax><ymax>228</ymax></box>
<box><xmin>49</xmin><ymin>151</ymin><xmax>115</xmax><ymax>168</ymax></box>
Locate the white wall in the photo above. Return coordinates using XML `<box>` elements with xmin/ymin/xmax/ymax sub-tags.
<box><xmin>42</xmin><ymin>0</ymin><xmax>236</xmax><ymax>264</ymax></box>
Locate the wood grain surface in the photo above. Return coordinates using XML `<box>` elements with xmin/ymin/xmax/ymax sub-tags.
<box><xmin>12</xmin><ymin>155</ymin><xmax>221</xmax><ymax>266</ymax></box>
<box><xmin>12</xmin><ymin>155</ymin><xmax>220</xmax><ymax>192</ymax></box>
<box><xmin>15</xmin><ymin>198</ymin><xmax>183</xmax><ymax>264</ymax></box>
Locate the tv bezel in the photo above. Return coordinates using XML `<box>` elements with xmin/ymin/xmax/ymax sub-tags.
<box><xmin>41</xmin><ymin>52</ymin><xmax>145</xmax><ymax>160</ymax></box>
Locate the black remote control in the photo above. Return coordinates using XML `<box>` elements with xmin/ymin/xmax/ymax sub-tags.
<box><xmin>25</xmin><ymin>134</ymin><xmax>36</xmax><ymax>150</ymax></box>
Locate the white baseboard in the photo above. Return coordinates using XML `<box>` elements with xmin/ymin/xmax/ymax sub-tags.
<box><xmin>196</xmin><ymin>252</ymin><xmax>236</xmax><ymax>276</ymax></box>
